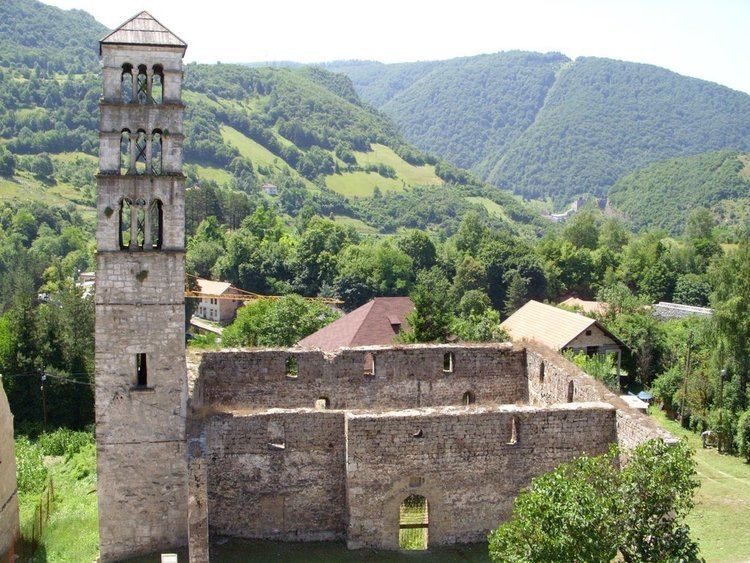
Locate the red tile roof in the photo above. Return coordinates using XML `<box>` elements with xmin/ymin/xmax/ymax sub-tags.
<box><xmin>298</xmin><ymin>297</ymin><xmax>414</xmax><ymax>351</ymax></box>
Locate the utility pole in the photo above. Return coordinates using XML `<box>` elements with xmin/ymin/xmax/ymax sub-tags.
<box><xmin>40</xmin><ymin>373</ymin><xmax>47</xmax><ymax>432</ymax></box>
<box><xmin>680</xmin><ymin>332</ymin><xmax>692</xmax><ymax>426</ymax></box>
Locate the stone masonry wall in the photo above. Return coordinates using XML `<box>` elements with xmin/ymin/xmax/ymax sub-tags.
<box><xmin>195</xmin><ymin>344</ymin><xmax>527</xmax><ymax>411</ymax></box>
<box><xmin>204</xmin><ymin>410</ymin><xmax>346</xmax><ymax>541</ymax></box>
<box><xmin>0</xmin><ymin>380</ymin><xmax>19</xmax><ymax>560</ymax></box>
<box><xmin>524</xmin><ymin>344</ymin><xmax>672</xmax><ymax>450</ymax></box>
<box><xmin>345</xmin><ymin>403</ymin><xmax>617</xmax><ymax>550</ymax></box>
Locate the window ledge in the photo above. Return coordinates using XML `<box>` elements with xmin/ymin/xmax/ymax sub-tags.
<box><xmin>130</xmin><ymin>386</ymin><xmax>155</xmax><ymax>392</ymax></box>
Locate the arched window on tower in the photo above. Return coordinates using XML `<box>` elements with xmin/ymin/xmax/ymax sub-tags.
<box><xmin>149</xmin><ymin>199</ymin><xmax>163</xmax><ymax>249</ymax></box>
<box><xmin>119</xmin><ymin>198</ymin><xmax>132</xmax><ymax>249</ymax></box>
<box><xmin>134</xmin><ymin>130</ymin><xmax>147</xmax><ymax>174</ymax></box>
<box><xmin>152</xmin><ymin>64</ymin><xmax>164</xmax><ymax>104</ymax></box>
<box><xmin>121</xmin><ymin>63</ymin><xmax>133</xmax><ymax>103</ymax></box>
<box><xmin>120</xmin><ymin>129</ymin><xmax>131</xmax><ymax>175</ymax></box>
<box><xmin>151</xmin><ymin>129</ymin><xmax>163</xmax><ymax>175</ymax></box>
<box><xmin>136</xmin><ymin>64</ymin><xmax>148</xmax><ymax>104</ymax></box>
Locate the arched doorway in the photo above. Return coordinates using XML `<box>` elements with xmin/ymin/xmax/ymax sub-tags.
<box><xmin>399</xmin><ymin>494</ymin><xmax>428</xmax><ymax>550</ymax></box>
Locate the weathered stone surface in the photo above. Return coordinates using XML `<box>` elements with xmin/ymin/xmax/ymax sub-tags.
<box><xmin>96</xmin><ymin>38</ymin><xmax>189</xmax><ymax>562</ymax></box>
<box><xmin>184</xmin><ymin>342</ymin><xmax>671</xmax><ymax>552</ymax></box>
<box><xmin>0</xmin><ymin>379</ymin><xmax>19</xmax><ymax>560</ymax></box>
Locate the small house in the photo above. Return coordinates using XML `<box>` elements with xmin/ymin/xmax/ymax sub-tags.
<box><xmin>501</xmin><ymin>300</ymin><xmax>625</xmax><ymax>375</ymax></box>
<box><xmin>194</xmin><ymin>279</ymin><xmax>245</xmax><ymax>325</ymax></box>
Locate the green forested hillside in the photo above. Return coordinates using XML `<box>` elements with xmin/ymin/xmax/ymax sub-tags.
<box><xmin>329</xmin><ymin>52</ymin><xmax>569</xmax><ymax>170</ymax></box>
<box><xmin>0</xmin><ymin>0</ymin><xmax>105</xmax><ymax>72</ymax></box>
<box><xmin>331</xmin><ymin>54</ymin><xmax>750</xmax><ymax>205</ymax></box>
<box><xmin>0</xmin><ymin>0</ymin><xmax>538</xmax><ymax>238</ymax></box>
<box><xmin>608</xmin><ymin>150</ymin><xmax>750</xmax><ymax>234</ymax></box>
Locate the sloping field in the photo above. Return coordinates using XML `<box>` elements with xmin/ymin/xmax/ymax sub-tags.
<box><xmin>325</xmin><ymin>170</ymin><xmax>404</xmax><ymax>197</ymax></box>
<box><xmin>354</xmin><ymin>143</ymin><xmax>442</xmax><ymax>186</ymax></box>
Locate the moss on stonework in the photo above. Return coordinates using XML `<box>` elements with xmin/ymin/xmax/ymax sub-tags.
<box><xmin>136</xmin><ymin>270</ymin><xmax>149</xmax><ymax>282</ymax></box>
<box><xmin>104</xmin><ymin>206</ymin><xmax>114</xmax><ymax>218</ymax></box>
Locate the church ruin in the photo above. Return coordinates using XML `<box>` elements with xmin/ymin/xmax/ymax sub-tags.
<box><xmin>94</xmin><ymin>12</ymin><xmax>671</xmax><ymax>563</ymax></box>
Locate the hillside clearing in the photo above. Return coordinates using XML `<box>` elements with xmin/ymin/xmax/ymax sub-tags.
<box><xmin>325</xmin><ymin>170</ymin><xmax>404</xmax><ymax>197</ymax></box>
<box><xmin>193</xmin><ymin>164</ymin><xmax>234</xmax><ymax>185</ymax></box>
<box><xmin>354</xmin><ymin>143</ymin><xmax>442</xmax><ymax>186</ymax></box>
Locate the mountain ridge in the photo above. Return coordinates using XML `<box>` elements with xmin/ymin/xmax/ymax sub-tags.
<box><xmin>326</xmin><ymin>53</ymin><xmax>750</xmax><ymax>204</ymax></box>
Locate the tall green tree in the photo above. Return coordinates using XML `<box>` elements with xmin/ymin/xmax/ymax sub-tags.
<box><xmin>399</xmin><ymin>268</ymin><xmax>453</xmax><ymax>343</ymax></box>
<box><xmin>710</xmin><ymin>241</ymin><xmax>750</xmax><ymax>409</ymax></box>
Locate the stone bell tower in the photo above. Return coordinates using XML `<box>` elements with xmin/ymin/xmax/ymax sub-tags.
<box><xmin>95</xmin><ymin>12</ymin><xmax>188</xmax><ymax>561</ymax></box>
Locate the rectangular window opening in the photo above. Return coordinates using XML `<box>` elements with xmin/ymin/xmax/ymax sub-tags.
<box><xmin>136</xmin><ymin>353</ymin><xmax>148</xmax><ymax>387</ymax></box>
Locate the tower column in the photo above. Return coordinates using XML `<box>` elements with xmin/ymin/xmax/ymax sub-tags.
<box><xmin>97</xmin><ymin>11</ymin><xmax>189</xmax><ymax>562</ymax></box>
<box><xmin>130</xmin><ymin>68</ymin><xmax>138</xmax><ymax>103</ymax></box>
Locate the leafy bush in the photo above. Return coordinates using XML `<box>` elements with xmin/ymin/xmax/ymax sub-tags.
<box><xmin>489</xmin><ymin>439</ymin><xmax>700</xmax><ymax>562</ymax></box>
<box><xmin>65</xmin><ymin>441</ymin><xmax>96</xmax><ymax>480</ymax></box>
<box><xmin>38</xmin><ymin>428</ymin><xmax>93</xmax><ymax>457</ymax></box>
<box><xmin>15</xmin><ymin>436</ymin><xmax>48</xmax><ymax>494</ymax></box>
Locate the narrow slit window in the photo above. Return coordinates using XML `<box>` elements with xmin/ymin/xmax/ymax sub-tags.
<box><xmin>506</xmin><ymin>416</ymin><xmax>518</xmax><ymax>445</ymax></box>
<box><xmin>364</xmin><ymin>352</ymin><xmax>375</xmax><ymax>376</ymax></box>
<box><xmin>136</xmin><ymin>353</ymin><xmax>148</xmax><ymax>387</ymax></box>
<box><xmin>285</xmin><ymin>356</ymin><xmax>298</xmax><ymax>378</ymax></box>
<box><xmin>539</xmin><ymin>362</ymin><xmax>545</xmax><ymax>382</ymax></box>
<box><xmin>462</xmin><ymin>391</ymin><xmax>475</xmax><ymax>405</ymax></box>
<box><xmin>443</xmin><ymin>352</ymin><xmax>454</xmax><ymax>373</ymax></box>
<box><xmin>567</xmin><ymin>380</ymin><xmax>575</xmax><ymax>403</ymax></box>
<box><xmin>150</xmin><ymin>199</ymin><xmax>163</xmax><ymax>249</ymax></box>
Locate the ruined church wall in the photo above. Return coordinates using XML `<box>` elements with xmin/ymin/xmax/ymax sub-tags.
<box><xmin>524</xmin><ymin>345</ymin><xmax>672</xmax><ymax>450</ymax></box>
<box><xmin>196</xmin><ymin>345</ymin><xmax>527</xmax><ymax>411</ymax></box>
<box><xmin>345</xmin><ymin>403</ymin><xmax>617</xmax><ymax>550</ymax></box>
<box><xmin>204</xmin><ymin>410</ymin><xmax>346</xmax><ymax>541</ymax></box>
<box><xmin>0</xmin><ymin>380</ymin><xmax>19</xmax><ymax>560</ymax></box>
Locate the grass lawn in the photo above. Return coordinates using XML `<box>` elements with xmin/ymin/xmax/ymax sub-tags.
<box><xmin>652</xmin><ymin>410</ymin><xmax>750</xmax><ymax>562</ymax></box>
<box><xmin>325</xmin><ymin>170</ymin><xmax>404</xmax><ymax>197</ymax></box>
<box><xmin>354</xmin><ymin>144</ymin><xmax>442</xmax><ymax>186</ymax></box>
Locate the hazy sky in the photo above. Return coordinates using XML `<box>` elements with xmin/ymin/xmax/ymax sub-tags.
<box><xmin>43</xmin><ymin>0</ymin><xmax>750</xmax><ymax>94</ymax></box>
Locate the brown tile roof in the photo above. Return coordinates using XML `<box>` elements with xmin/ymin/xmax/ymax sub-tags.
<box><xmin>500</xmin><ymin>300</ymin><xmax>597</xmax><ymax>350</ymax></box>
<box><xmin>100</xmin><ymin>11</ymin><xmax>187</xmax><ymax>51</ymax></box>
<box><xmin>298</xmin><ymin>297</ymin><xmax>414</xmax><ymax>351</ymax></box>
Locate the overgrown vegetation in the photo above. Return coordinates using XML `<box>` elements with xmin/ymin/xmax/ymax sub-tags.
<box><xmin>488</xmin><ymin>439</ymin><xmax>700</xmax><ymax>562</ymax></box>
<box><xmin>608</xmin><ymin>150</ymin><xmax>750</xmax><ymax>235</ymax></box>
